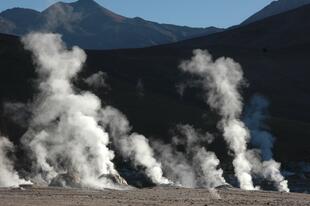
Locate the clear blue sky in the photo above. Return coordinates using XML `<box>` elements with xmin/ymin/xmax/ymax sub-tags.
<box><xmin>0</xmin><ymin>0</ymin><xmax>274</xmax><ymax>28</ymax></box>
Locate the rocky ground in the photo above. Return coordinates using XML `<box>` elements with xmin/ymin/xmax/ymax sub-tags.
<box><xmin>0</xmin><ymin>186</ymin><xmax>309</xmax><ymax>206</ymax></box>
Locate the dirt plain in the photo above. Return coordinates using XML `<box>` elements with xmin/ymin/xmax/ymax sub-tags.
<box><xmin>0</xmin><ymin>186</ymin><xmax>309</xmax><ymax>206</ymax></box>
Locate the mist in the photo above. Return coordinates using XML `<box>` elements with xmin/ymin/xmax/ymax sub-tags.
<box><xmin>244</xmin><ymin>95</ymin><xmax>289</xmax><ymax>192</ymax></box>
<box><xmin>0</xmin><ymin>135</ymin><xmax>30</xmax><ymax>187</ymax></box>
<box><xmin>154</xmin><ymin>124</ymin><xmax>226</xmax><ymax>189</ymax></box>
<box><xmin>84</xmin><ymin>71</ymin><xmax>108</xmax><ymax>89</ymax></box>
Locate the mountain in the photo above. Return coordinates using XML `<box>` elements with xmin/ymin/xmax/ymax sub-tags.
<box><xmin>1</xmin><ymin>4</ymin><xmax>310</xmax><ymax>167</ymax></box>
<box><xmin>242</xmin><ymin>0</ymin><xmax>310</xmax><ymax>25</ymax></box>
<box><xmin>173</xmin><ymin>4</ymin><xmax>310</xmax><ymax>49</ymax></box>
<box><xmin>0</xmin><ymin>0</ymin><xmax>224</xmax><ymax>49</ymax></box>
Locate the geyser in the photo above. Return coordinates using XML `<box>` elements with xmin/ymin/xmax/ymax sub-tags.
<box><xmin>180</xmin><ymin>50</ymin><xmax>289</xmax><ymax>192</ymax></box>
<box><xmin>21</xmin><ymin>32</ymin><xmax>169</xmax><ymax>188</ymax></box>
<box><xmin>180</xmin><ymin>49</ymin><xmax>256</xmax><ymax>190</ymax></box>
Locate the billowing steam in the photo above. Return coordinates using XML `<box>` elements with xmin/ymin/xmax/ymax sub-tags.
<box><xmin>179</xmin><ymin>50</ymin><xmax>289</xmax><ymax>192</ymax></box>
<box><xmin>180</xmin><ymin>49</ymin><xmax>256</xmax><ymax>190</ymax></box>
<box><xmin>154</xmin><ymin>125</ymin><xmax>226</xmax><ymax>188</ymax></box>
<box><xmin>244</xmin><ymin>95</ymin><xmax>289</xmax><ymax>192</ymax></box>
<box><xmin>0</xmin><ymin>33</ymin><xmax>290</xmax><ymax>193</ymax></box>
<box><xmin>99</xmin><ymin>107</ymin><xmax>170</xmax><ymax>185</ymax></box>
<box><xmin>0</xmin><ymin>135</ymin><xmax>30</xmax><ymax>187</ymax></box>
<box><xmin>175</xmin><ymin>125</ymin><xmax>226</xmax><ymax>188</ymax></box>
<box><xmin>20</xmin><ymin>32</ymin><xmax>169</xmax><ymax>188</ymax></box>
<box><xmin>152</xmin><ymin>141</ymin><xmax>197</xmax><ymax>188</ymax></box>
<box><xmin>21</xmin><ymin>32</ymin><xmax>121</xmax><ymax>188</ymax></box>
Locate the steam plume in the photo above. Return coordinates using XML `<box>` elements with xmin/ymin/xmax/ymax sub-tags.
<box><xmin>245</xmin><ymin>95</ymin><xmax>289</xmax><ymax>192</ymax></box>
<box><xmin>174</xmin><ymin>125</ymin><xmax>226</xmax><ymax>188</ymax></box>
<box><xmin>100</xmin><ymin>107</ymin><xmax>170</xmax><ymax>185</ymax></box>
<box><xmin>180</xmin><ymin>50</ymin><xmax>256</xmax><ymax>190</ymax></box>
<box><xmin>0</xmin><ymin>135</ymin><xmax>30</xmax><ymax>187</ymax></box>
<box><xmin>152</xmin><ymin>141</ymin><xmax>197</xmax><ymax>187</ymax></box>
<box><xmin>21</xmin><ymin>32</ymin><xmax>170</xmax><ymax>188</ymax></box>
<box><xmin>154</xmin><ymin>125</ymin><xmax>226</xmax><ymax>188</ymax></box>
<box><xmin>21</xmin><ymin>33</ymin><xmax>123</xmax><ymax>189</ymax></box>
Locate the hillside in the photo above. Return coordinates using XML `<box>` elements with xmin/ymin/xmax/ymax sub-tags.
<box><xmin>242</xmin><ymin>0</ymin><xmax>310</xmax><ymax>25</ymax></box>
<box><xmin>170</xmin><ymin>4</ymin><xmax>310</xmax><ymax>49</ymax></box>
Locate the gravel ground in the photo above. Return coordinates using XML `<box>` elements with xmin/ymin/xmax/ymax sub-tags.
<box><xmin>0</xmin><ymin>186</ymin><xmax>309</xmax><ymax>206</ymax></box>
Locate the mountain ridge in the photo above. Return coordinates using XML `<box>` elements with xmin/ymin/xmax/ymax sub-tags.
<box><xmin>0</xmin><ymin>0</ymin><xmax>224</xmax><ymax>49</ymax></box>
<box><xmin>159</xmin><ymin>4</ymin><xmax>310</xmax><ymax>50</ymax></box>
<box><xmin>242</xmin><ymin>0</ymin><xmax>310</xmax><ymax>25</ymax></box>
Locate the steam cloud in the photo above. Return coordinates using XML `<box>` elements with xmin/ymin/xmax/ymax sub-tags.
<box><xmin>21</xmin><ymin>32</ymin><xmax>121</xmax><ymax>188</ymax></box>
<box><xmin>99</xmin><ymin>107</ymin><xmax>170</xmax><ymax>185</ymax></box>
<box><xmin>179</xmin><ymin>50</ymin><xmax>289</xmax><ymax>192</ymax></box>
<box><xmin>0</xmin><ymin>33</ymin><xmax>289</xmax><ymax>193</ymax></box>
<box><xmin>84</xmin><ymin>71</ymin><xmax>108</xmax><ymax>89</ymax></box>
<box><xmin>0</xmin><ymin>135</ymin><xmax>30</xmax><ymax>187</ymax></box>
<box><xmin>244</xmin><ymin>95</ymin><xmax>289</xmax><ymax>192</ymax></box>
<box><xmin>180</xmin><ymin>49</ymin><xmax>256</xmax><ymax>190</ymax></box>
<box><xmin>20</xmin><ymin>32</ymin><xmax>169</xmax><ymax>188</ymax></box>
<box><xmin>154</xmin><ymin>125</ymin><xmax>226</xmax><ymax>188</ymax></box>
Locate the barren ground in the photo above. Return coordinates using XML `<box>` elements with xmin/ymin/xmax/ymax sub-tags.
<box><xmin>0</xmin><ymin>186</ymin><xmax>309</xmax><ymax>206</ymax></box>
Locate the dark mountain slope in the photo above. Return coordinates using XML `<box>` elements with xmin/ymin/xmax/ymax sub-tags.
<box><xmin>169</xmin><ymin>4</ymin><xmax>310</xmax><ymax>49</ymax></box>
<box><xmin>242</xmin><ymin>0</ymin><xmax>310</xmax><ymax>25</ymax></box>
<box><xmin>0</xmin><ymin>0</ymin><xmax>224</xmax><ymax>49</ymax></box>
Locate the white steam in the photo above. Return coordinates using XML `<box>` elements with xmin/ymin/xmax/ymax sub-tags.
<box><xmin>21</xmin><ymin>32</ymin><xmax>170</xmax><ymax>188</ymax></box>
<box><xmin>152</xmin><ymin>141</ymin><xmax>197</xmax><ymax>188</ymax></box>
<box><xmin>175</xmin><ymin>125</ymin><xmax>226</xmax><ymax>188</ymax></box>
<box><xmin>154</xmin><ymin>124</ymin><xmax>226</xmax><ymax>189</ymax></box>
<box><xmin>84</xmin><ymin>71</ymin><xmax>108</xmax><ymax>89</ymax></box>
<box><xmin>180</xmin><ymin>49</ymin><xmax>256</xmax><ymax>190</ymax></box>
<box><xmin>99</xmin><ymin>107</ymin><xmax>170</xmax><ymax>185</ymax></box>
<box><xmin>193</xmin><ymin>147</ymin><xmax>226</xmax><ymax>188</ymax></box>
<box><xmin>0</xmin><ymin>135</ymin><xmax>30</xmax><ymax>187</ymax></box>
<box><xmin>6</xmin><ymin>33</ymin><xmax>288</xmax><ymax>192</ymax></box>
<box><xmin>21</xmin><ymin>33</ymin><xmax>122</xmax><ymax>189</ymax></box>
<box><xmin>245</xmin><ymin>95</ymin><xmax>289</xmax><ymax>192</ymax></box>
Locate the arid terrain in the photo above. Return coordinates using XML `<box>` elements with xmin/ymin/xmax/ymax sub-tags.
<box><xmin>0</xmin><ymin>186</ymin><xmax>309</xmax><ymax>206</ymax></box>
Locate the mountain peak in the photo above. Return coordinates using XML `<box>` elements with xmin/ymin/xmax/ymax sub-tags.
<box><xmin>0</xmin><ymin>0</ymin><xmax>222</xmax><ymax>49</ymax></box>
<box><xmin>72</xmin><ymin>0</ymin><xmax>100</xmax><ymax>7</ymax></box>
<box><xmin>69</xmin><ymin>0</ymin><xmax>126</xmax><ymax>22</ymax></box>
<box><xmin>42</xmin><ymin>0</ymin><xmax>126</xmax><ymax>23</ymax></box>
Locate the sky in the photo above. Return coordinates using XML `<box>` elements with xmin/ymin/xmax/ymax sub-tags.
<box><xmin>0</xmin><ymin>0</ymin><xmax>275</xmax><ymax>28</ymax></box>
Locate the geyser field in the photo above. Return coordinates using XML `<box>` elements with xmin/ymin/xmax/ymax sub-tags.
<box><xmin>0</xmin><ymin>33</ymin><xmax>309</xmax><ymax>205</ymax></box>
